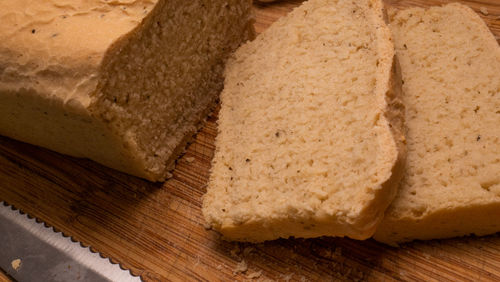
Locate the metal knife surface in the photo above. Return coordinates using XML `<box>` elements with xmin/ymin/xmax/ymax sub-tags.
<box><xmin>0</xmin><ymin>202</ymin><xmax>141</xmax><ymax>282</ymax></box>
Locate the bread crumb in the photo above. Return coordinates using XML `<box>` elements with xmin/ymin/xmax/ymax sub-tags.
<box><xmin>165</xmin><ymin>172</ymin><xmax>173</xmax><ymax>179</ymax></box>
<box><xmin>246</xmin><ymin>270</ymin><xmax>262</xmax><ymax>279</ymax></box>
<box><xmin>343</xmin><ymin>268</ymin><xmax>352</xmax><ymax>278</ymax></box>
<box><xmin>334</xmin><ymin>246</ymin><xmax>342</xmax><ymax>256</ymax></box>
<box><xmin>203</xmin><ymin>222</ymin><xmax>212</xmax><ymax>230</ymax></box>
<box><xmin>243</xmin><ymin>246</ymin><xmax>255</xmax><ymax>256</ymax></box>
<box><xmin>216</xmin><ymin>264</ymin><xmax>223</xmax><ymax>270</ymax></box>
<box><xmin>185</xmin><ymin>157</ymin><xmax>195</xmax><ymax>163</ymax></box>
<box><xmin>280</xmin><ymin>273</ymin><xmax>293</xmax><ymax>281</ymax></box>
<box><xmin>194</xmin><ymin>256</ymin><xmax>201</xmax><ymax>266</ymax></box>
<box><xmin>11</xmin><ymin>258</ymin><xmax>21</xmax><ymax>271</ymax></box>
<box><xmin>479</xmin><ymin>7</ymin><xmax>488</xmax><ymax>15</ymax></box>
<box><xmin>233</xmin><ymin>260</ymin><xmax>248</xmax><ymax>274</ymax></box>
<box><xmin>230</xmin><ymin>244</ymin><xmax>241</xmax><ymax>259</ymax></box>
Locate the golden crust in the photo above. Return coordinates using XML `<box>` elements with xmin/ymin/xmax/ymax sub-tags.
<box><xmin>0</xmin><ymin>0</ymin><xmax>255</xmax><ymax>181</ymax></box>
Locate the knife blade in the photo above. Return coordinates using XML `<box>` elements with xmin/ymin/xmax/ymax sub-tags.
<box><xmin>0</xmin><ymin>202</ymin><xmax>141</xmax><ymax>282</ymax></box>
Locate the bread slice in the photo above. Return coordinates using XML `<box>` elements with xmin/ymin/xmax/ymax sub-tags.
<box><xmin>202</xmin><ymin>0</ymin><xmax>405</xmax><ymax>242</ymax></box>
<box><xmin>0</xmin><ymin>1</ymin><xmax>254</xmax><ymax>181</ymax></box>
<box><xmin>374</xmin><ymin>3</ymin><xmax>500</xmax><ymax>245</ymax></box>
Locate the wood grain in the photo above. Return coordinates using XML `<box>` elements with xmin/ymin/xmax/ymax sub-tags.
<box><xmin>0</xmin><ymin>269</ymin><xmax>12</xmax><ymax>282</ymax></box>
<box><xmin>1</xmin><ymin>1</ymin><xmax>500</xmax><ymax>281</ymax></box>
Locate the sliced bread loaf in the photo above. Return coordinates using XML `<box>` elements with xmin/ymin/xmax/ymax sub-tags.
<box><xmin>0</xmin><ymin>0</ymin><xmax>254</xmax><ymax>181</ymax></box>
<box><xmin>202</xmin><ymin>0</ymin><xmax>405</xmax><ymax>242</ymax></box>
<box><xmin>374</xmin><ymin>3</ymin><xmax>500</xmax><ymax>245</ymax></box>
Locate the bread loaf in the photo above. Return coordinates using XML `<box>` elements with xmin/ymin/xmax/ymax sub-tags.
<box><xmin>0</xmin><ymin>0</ymin><xmax>254</xmax><ymax>181</ymax></box>
<box><xmin>374</xmin><ymin>3</ymin><xmax>500</xmax><ymax>245</ymax></box>
<box><xmin>202</xmin><ymin>0</ymin><xmax>405</xmax><ymax>242</ymax></box>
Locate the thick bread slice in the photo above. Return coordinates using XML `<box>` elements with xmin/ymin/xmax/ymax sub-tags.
<box><xmin>0</xmin><ymin>0</ymin><xmax>254</xmax><ymax>181</ymax></box>
<box><xmin>202</xmin><ymin>0</ymin><xmax>405</xmax><ymax>242</ymax></box>
<box><xmin>374</xmin><ymin>3</ymin><xmax>500</xmax><ymax>245</ymax></box>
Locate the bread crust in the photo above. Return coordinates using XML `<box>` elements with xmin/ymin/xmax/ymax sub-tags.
<box><xmin>0</xmin><ymin>0</ymin><xmax>255</xmax><ymax>181</ymax></box>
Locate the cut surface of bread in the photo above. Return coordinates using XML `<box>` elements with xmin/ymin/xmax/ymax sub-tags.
<box><xmin>202</xmin><ymin>0</ymin><xmax>405</xmax><ymax>242</ymax></box>
<box><xmin>374</xmin><ymin>3</ymin><xmax>500</xmax><ymax>245</ymax></box>
<box><xmin>0</xmin><ymin>0</ymin><xmax>254</xmax><ymax>181</ymax></box>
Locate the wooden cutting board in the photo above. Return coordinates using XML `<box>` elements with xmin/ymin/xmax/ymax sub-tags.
<box><xmin>1</xmin><ymin>1</ymin><xmax>499</xmax><ymax>281</ymax></box>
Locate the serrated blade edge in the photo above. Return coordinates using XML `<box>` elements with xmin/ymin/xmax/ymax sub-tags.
<box><xmin>0</xmin><ymin>202</ymin><xmax>141</xmax><ymax>282</ymax></box>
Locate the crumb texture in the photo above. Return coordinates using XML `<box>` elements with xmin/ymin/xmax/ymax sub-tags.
<box><xmin>203</xmin><ymin>0</ymin><xmax>401</xmax><ymax>241</ymax></box>
<box><xmin>374</xmin><ymin>3</ymin><xmax>500</xmax><ymax>245</ymax></box>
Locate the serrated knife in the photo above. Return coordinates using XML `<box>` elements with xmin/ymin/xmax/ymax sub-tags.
<box><xmin>0</xmin><ymin>202</ymin><xmax>141</xmax><ymax>282</ymax></box>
